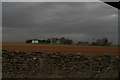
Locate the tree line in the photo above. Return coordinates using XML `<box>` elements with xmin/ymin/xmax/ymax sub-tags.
<box><xmin>91</xmin><ymin>37</ymin><xmax>112</xmax><ymax>46</ymax></box>
<box><xmin>26</xmin><ymin>37</ymin><xmax>73</xmax><ymax>45</ymax></box>
<box><xmin>26</xmin><ymin>37</ymin><xmax>112</xmax><ymax>46</ymax></box>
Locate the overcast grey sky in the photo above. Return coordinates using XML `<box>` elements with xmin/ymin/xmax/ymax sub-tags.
<box><xmin>0</xmin><ymin>2</ymin><xmax>2</xmax><ymax>42</ymax></box>
<box><xmin>2</xmin><ymin>2</ymin><xmax>118</xmax><ymax>44</ymax></box>
<box><xmin>2</xmin><ymin>0</ymin><xmax>119</xmax><ymax>2</ymax></box>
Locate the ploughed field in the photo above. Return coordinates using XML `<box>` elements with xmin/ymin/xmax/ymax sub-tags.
<box><xmin>2</xmin><ymin>50</ymin><xmax>120</xmax><ymax>78</ymax></box>
<box><xmin>2</xmin><ymin>42</ymin><xmax>120</xmax><ymax>78</ymax></box>
<box><xmin>2</xmin><ymin>42</ymin><xmax>119</xmax><ymax>56</ymax></box>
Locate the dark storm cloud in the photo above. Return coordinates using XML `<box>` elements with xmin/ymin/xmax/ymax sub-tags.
<box><xmin>3</xmin><ymin>2</ymin><xmax>118</xmax><ymax>44</ymax></box>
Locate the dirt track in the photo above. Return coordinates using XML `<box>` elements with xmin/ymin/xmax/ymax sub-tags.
<box><xmin>2</xmin><ymin>42</ymin><xmax>119</xmax><ymax>56</ymax></box>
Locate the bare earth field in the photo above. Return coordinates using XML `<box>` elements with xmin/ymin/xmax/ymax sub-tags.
<box><xmin>2</xmin><ymin>42</ymin><xmax>120</xmax><ymax>78</ymax></box>
<box><xmin>2</xmin><ymin>42</ymin><xmax>119</xmax><ymax>56</ymax></box>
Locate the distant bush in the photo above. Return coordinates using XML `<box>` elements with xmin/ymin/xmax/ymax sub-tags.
<box><xmin>26</xmin><ymin>40</ymin><xmax>32</xmax><ymax>43</ymax></box>
<box><xmin>92</xmin><ymin>37</ymin><xmax>112</xmax><ymax>46</ymax></box>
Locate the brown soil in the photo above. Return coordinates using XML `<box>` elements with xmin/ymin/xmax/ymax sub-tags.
<box><xmin>2</xmin><ymin>42</ymin><xmax>119</xmax><ymax>56</ymax></box>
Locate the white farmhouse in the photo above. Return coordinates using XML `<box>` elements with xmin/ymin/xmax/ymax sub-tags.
<box><xmin>32</xmin><ymin>39</ymin><xmax>39</xmax><ymax>44</ymax></box>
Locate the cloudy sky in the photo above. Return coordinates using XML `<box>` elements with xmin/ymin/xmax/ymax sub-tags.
<box><xmin>2</xmin><ymin>2</ymin><xmax>118</xmax><ymax>44</ymax></box>
<box><xmin>2</xmin><ymin>0</ymin><xmax>119</xmax><ymax>2</ymax></box>
<box><xmin>0</xmin><ymin>2</ymin><xmax>2</xmax><ymax>43</ymax></box>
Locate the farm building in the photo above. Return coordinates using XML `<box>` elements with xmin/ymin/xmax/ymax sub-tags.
<box><xmin>77</xmin><ymin>42</ymin><xmax>89</xmax><ymax>46</ymax></box>
<box><xmin>26</xmin><ymin>39</ymin><xmax>39</xmax><ymax>44</ymax></box>
<box><xmin>31</xmin><ymin>39</ymin><xmax>39</xmax><ymax>44</ymax></box>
